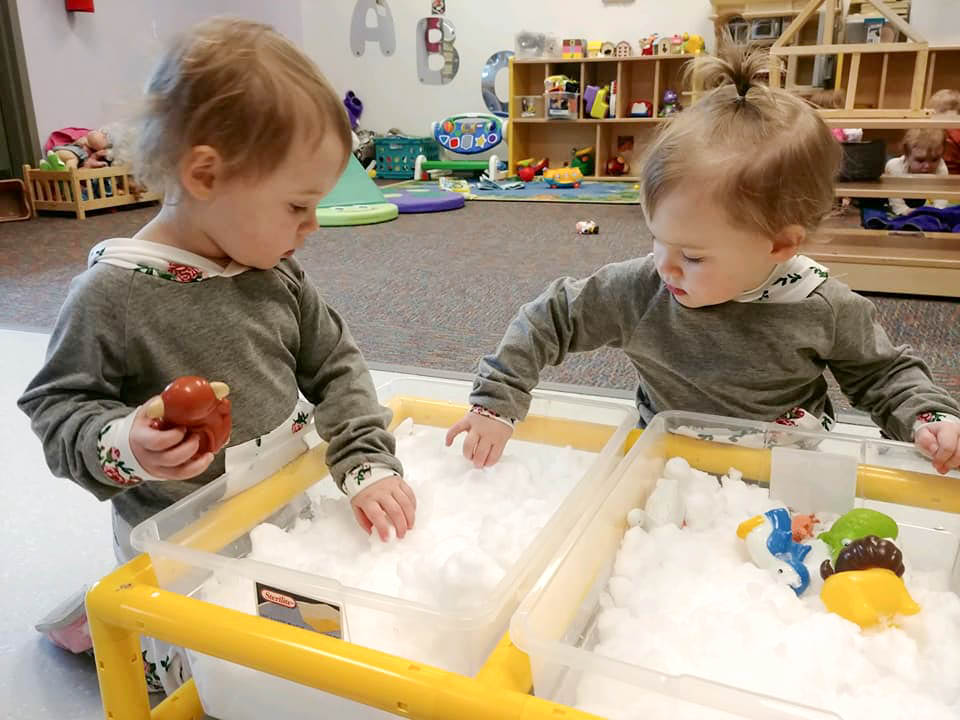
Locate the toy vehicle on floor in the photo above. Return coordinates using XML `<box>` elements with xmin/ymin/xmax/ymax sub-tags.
<box><xmin>544</xmin><ymin>166</ymin><xmax>583</xmax><ymax>189</ymax></box>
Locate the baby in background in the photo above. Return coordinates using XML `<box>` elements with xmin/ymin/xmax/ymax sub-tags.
<box><xmin>885</xmin><ymin>128</ymin><xmax>949</xmax><ymax>215</ymax></box>
<box><xmin>928</xmin><ymin>88</ymin><xmax>960</xmax><ymax>175</ymax></box>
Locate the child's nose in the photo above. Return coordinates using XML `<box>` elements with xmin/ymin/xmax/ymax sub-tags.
<box><xmin>301</xmin><ymin>211</ymin><xmax>318</xmax><ymax>235</ymax></box>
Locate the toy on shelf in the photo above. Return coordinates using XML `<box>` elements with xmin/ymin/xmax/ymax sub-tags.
<box><xmin>587</xmin><ymin>41</ymin><xmax>603</xmax><ymax>58</ymax></box>
<box><xmin>669</xmin><ymin>34</ymin><xmax>685</xmax><ymax>54</ymax></box>
<box><xmin>413</xmin><ymin>113</ymin><xmax>507</xmax><ymax>181</ymax></box>
<box><xmin>614</xmin><ymin>41</ymin><xmax>632</xmax><ymax>57</ymax></box>
<box><xmin>657</xmin><ymin>37</ymin><xmax>672</xmax><ymax>56</ymax></box>
<box><xmin>545</xmin><ymin>75</ymin><xmax>580</xmax><ymax>120</ymax></box>
<box><xmin>683</xmin><ymin>32</ymin><xmax>705</xmax><ymax>55</ymax></box>
<box><xmin>630</xmin><ymin>99</ymin><xmax>652</xmax><ymax>117</ymax></box>
<box><xmin>737</xmin><ymin>508</ymin><xmax>814</xmax><ymax>596</ymax></box>
<box><xmin>543</xmin><ymin>166</ymin><xmax>583</xmax><ymax>189</ymax></box>
<box><xmin>146</xmin><ymin>376</ymin><xmax>232</xmax><ymax>457</ymax></box>
<box><xmin>515</xmin><ymin>31</ymin><xmax>546</xmax><ymax>58</ymax></box>
<box><xmin>571</xmin><ymin>146</ymin><xmax>595</xmax><ymax>176</ymax></box>
<box><xmin>640</xmin><ymin>34</ymin><xmax>658</xmax><ymax>56</ymax></box>
<box><xmin>562</xmin><ymin>38</ymin><xmax>586</xmax><ymax>59</ymax></box>
<box><xmin>601</xmin><ymin>41</ymin><xmax>616</xmax><ymax>57</ymax></box>
<box><xmin>590</xmin><ymin>86</ymin><xmax>611</xmax><ymax>119</ymax></box>
<box><xmin>606</xmin><ymin>155</ymin><xmax>629</xmax><ymax>176</ymax></box>
<box><xmin>658</xmin><ymin>89</ymin><xmax>681</xmax><ymax>117</ymax></box>
<box><xmin>576</xmin><ymin>220</ymin><xmax>598</xmax><ymax>234</ymax></box>
<box><xmin>516</xmin><ymin>157</ymin><xmax>548</xmax><ymax>182</ymax></box>
<box><xmin>517</xmin><ymin>95</ymin><xmax>543</xmax><ymax>118</ymax></box>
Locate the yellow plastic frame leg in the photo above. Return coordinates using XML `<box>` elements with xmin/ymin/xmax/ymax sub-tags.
<box><xmin>87</xmin><ymin>554</ymin><xmax>600</xmax><ymax>720</ymax></box>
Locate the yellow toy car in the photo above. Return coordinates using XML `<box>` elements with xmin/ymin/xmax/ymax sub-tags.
<box><xmin>544</xmin><ymin>166</ymin><xmax>583</xmax><ymax>189</ymax></box>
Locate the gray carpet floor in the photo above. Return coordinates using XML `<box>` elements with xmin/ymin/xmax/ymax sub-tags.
<box><xmin>1</xmin><ymin>201</ymin><xmax>958</xmax><ymax>411</ymax></box>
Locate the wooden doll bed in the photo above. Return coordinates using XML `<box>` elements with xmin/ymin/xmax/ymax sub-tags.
<box><xmin>22</xmin><ymin>163</ymin><xmax>161</xmax><ymax>219</ymax></box>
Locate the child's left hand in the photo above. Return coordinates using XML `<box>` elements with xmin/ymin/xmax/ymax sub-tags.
<box><xmin>915</xmin><ymin>422</ymin><xmax>960</xmax><ymax>475</ymax></box>
<box><xmin>351</xmin><ymin>475</ymin><xmax>417</xmax><ymax>541</ymax></box>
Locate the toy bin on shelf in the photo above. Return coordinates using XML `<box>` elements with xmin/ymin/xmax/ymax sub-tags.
<box><xmin>130</xmin><ymin>377</ymin><xmax>637</xmax><ymax>720</ymax></box>
<box><xmin>374</xmin><ymin>136</ymin><xmax>440</xmax><ymax>179</ymax></box>
<box><xmin>516</xmin><ymin>95</ymin><xmax>545</xmax><ymax>118</ymax></box>
<box><xmin>511</xmin><ymin>411</ymin><xmax>960</xmax><ymax>720</ymax></box>
<box><xmin>546</xmin><ymin>92</ymin><xmax>579</xmax><ymax>120</ymax></box>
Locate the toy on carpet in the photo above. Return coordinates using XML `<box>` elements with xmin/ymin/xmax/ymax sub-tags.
<box><xmin>316</xmin><ymin>154</ymin><xmax>399</xmax><ymax>226</ymax></box>
<box><xmin>659</xmin><ymin>89</ymin><xmax>682</xmax><ymax>117</ymax></box>
<box><xmin>576</xmin><ymin>220</ymin><xmax>598</xmax><ymax>234</ymax></box>
<box><xmin>571</xmin><ymin>146</ymin><xmax>595</xmax><ymax>176</ymax></box>
<box><xmin>438</xmin><ymin>176</ymin><xmax>471</xmax><ymax>193</ymax></box>
<box><xmin>543</xmin><ymin>166</ymin><xmax>583</xmax><ymax>189</ymax></box>
<box><xmin>477</xmin><ymin>173</ymin><xmax>524</xmax><ymax>191</ymax></box>
<box><xmin>381</xmin><ymin>185</ymin><xmax>466</xmax><ymax>212</ymax></box>
<box><xmin>146</xmin><ymin>376</ymin><xmax>232</xmax><ymax>456</ymax></box>
<box><xmin>343</xmin><ymin>91</ymin><xmax>363</xmax><ymax>129</ymax></box>
<box><xmin>606</xmin><ymin>155</ymin><xmax>629</xmax><ymax>176</ymax></box>
<box><xmin>629</xmin><ymin>99</ymin><xmax>652</xmax><ymax>117</ymax></box>
<box><xmin>516</xmin><ymin>157</ymin><xmax>548</xmax><ymax>183</ymax></box>
<box><xmin>414</xmin><ymin>113</ymin><xmax>506</xmax><ymax>180</ymax></box>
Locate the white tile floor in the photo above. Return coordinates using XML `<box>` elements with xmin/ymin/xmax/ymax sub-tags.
<box><xmin>0</xmin><ymin>328</ymin><xmax>882</xmax><ymax>719</ymax></box>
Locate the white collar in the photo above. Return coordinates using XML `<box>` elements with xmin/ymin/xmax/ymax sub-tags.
<box><xmin>734</xmin><ymin>254</ymin><xmax>830</xmax><ymax>304</ymax></box>
<box><xmin>88</xmin><ymin>238</ymin><xmax>249</xmax><ymax>282</ymax></box>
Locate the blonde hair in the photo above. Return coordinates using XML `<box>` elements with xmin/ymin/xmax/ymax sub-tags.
<box><xmin>642</xmin><ymin>44</ymin><xmax>841</xmax><ymax>237</ymax></box>
<box><xmin>136</xmin><ymin>17</ymin><xmax>351</xmax><ymax>192</ymax></box>
<box><xmin>902</xmin><ymin>128</ymin><xmax>945</xmax><ymax>157</ymax></box>
<box><xmin>929</xmin><ymin>89</ymin><xmax>960</xmax><ymax>115</ymax></box>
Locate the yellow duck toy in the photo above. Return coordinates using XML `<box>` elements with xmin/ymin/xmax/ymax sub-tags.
<box><xmin>821</xmin><ymin>568</ymin><xmax>920</xmax><ymax>628</ymax></box>
<box><xmin>818</xmin><ymin>535</ymin><xmax>920</xmax><ymax>628</ymax></box>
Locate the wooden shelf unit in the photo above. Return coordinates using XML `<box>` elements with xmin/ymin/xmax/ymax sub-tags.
<box><xmin>836</xmin><ymin>174</ymin><xmax>960</xmax><ymax>200</ymax></box>
<box><xmin>509</xmin><ymin>55</ymin><xmax>692</xmax><ymax>181</ymax></box>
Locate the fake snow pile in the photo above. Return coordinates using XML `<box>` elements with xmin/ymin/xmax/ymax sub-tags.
<box><xmin>577</xmin><ymin>459</ymin><xmax>960</xmax><ymax>720</ymax></box>
<box><xmin>200</xmin><ymin>419</ymin><xmax>595</xmax><ymax>660</ymax></box>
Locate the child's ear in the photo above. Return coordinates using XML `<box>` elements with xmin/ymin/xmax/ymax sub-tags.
<box><xmin>179</xmin><ymin>145</ymin><xmax>223</xmax><ymax>201</ymax></box>
<box><xmin>771</xmin><ymin>225</ymin><xmax>805</xmax><ymax>262</ymax></box>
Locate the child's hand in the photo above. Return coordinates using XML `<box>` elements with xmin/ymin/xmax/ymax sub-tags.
<box><xmin>129</xmin><ymin>400</ymin><xmax>215</xmax><ymax>480</ymax></box>
<box><xmin>351</xmin><ymin>475</ymin><xmax>416</xmax><ymax>541</ymax></box>
<box><xmin>445</xmin><ymin>412</ymin><xmax>513</xmax><ymax>468</ymax></box>
<box><xmin>915</xmin><ymin>422</ymin><xmax>960</xmax><ymax>475</ymax></box>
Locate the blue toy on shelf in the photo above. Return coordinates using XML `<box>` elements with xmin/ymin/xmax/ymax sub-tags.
<box><xmin>414</xmin><ymin>113</ymin><xmax>507</xmax><ymax>181</ymax></box>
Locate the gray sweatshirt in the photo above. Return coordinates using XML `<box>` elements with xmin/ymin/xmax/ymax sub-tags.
<box><xmin>19</xmin><ymin>256</ymin><xmax>402</xmax><ymax>526</ymax></box>
<box><xmin>470</xmin><ymin>255</ymin><xmax>960</xmax><ymax>440</ymax></box>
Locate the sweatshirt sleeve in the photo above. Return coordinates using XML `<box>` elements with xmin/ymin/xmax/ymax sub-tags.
<box><xmin>824</xmin><ymin>289</ymin><xmax>960</xmax><ymax>441</ymax></box>
<box><xmin>470</xmin><ymin>259</ymin><xmax>648</xmax><ymax>421</ymax></box>
<box><xmin>294</xmin><ymin>276</ymin><xmax>402</xmax><ymax>490</ymax></box>
<box><xmin>17</xmin><ymin>269</ymin><xmax>139</xmax><ymax>501</ymax></box>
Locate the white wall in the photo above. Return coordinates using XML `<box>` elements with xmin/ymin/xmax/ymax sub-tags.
<box><xmin>301</xmin><ymin>1</ymin><xmax>715</xmax><ymax>135</ymax></box>
<box><xmin>16</xmin><ymin>0</ymin><xmax>302</xmax><ymax>146</ymax></box>
<box><xmin>910</xmin><ymin>0</ymin><xmax>960</xmax><ymax>44</ymax></box>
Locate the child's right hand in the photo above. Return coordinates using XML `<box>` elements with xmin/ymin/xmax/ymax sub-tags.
<box><xmin>445</xmin><ymin>412</ymin><xmax>514</xmax><ymax>468</ymax></box>
<box><xmin>129</xmin><ymin>400</ymin><xmax>215</xmax><ymax>480</ymax></box>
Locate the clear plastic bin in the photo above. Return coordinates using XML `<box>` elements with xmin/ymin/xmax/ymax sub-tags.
<box><xmin>511</xmin><ymin>411</ymin><xmax>960</xmax><ymax>720</ymax></box>
<box><xmin>545</xmin><ymin>92</ymin><xmax>579</xmax><ymax>119</ymax></box>
<box><xmin>131</xmin><ymin>377</ymin><xmax>637</xmax><ymax>720</ymax></box>
<box><xmin>516</xmin><ymin>95</ymin><xmax>544</xmax><ymax>118</ymax></box>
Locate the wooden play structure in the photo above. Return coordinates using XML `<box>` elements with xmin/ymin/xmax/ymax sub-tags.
<box><xmin>21</xmin><ymin>163</ymin><xmax>160</xmax><ymax>220</ymax></box>
<box><xmin>761</xmin><ymin>0</ymin><xmax>959</xmax><ymax>297</ymax></box>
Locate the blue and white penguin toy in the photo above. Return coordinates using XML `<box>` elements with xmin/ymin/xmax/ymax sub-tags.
<box><xmin>737</xmin><ymin>508</ymin><xmax>813</xmax><ymax>596</ymax></box>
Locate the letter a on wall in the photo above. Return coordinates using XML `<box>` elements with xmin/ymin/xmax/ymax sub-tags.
<box><xmin>351</xmin><ymin>0</ymin><xmax>396</xmax><ymax>57</ymax></box>
<box><xmin>417</xmin><ymin>16</ymin><xmax>459</xmax><ymax>85</ymax></box>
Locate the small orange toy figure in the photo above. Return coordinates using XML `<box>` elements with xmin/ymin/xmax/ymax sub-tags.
<box><xmin>792</xmin><ymin>513</ymin><xmax>818</xmax><ymax>542</ymax></box>
<box><xmin>146</xmin><ymin>376</ymin><xmax>231</xmax><ymax>456</ymax></box>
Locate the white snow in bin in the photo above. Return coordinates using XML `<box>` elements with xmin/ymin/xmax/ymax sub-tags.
<box><xmin>200</xmin><ymin>421</ymin><xmax>596</xmax><ymax>654</ymax></box>
<box><xmin>578</xmin><ymin>461</ymin><xmax>960</xmax><ymax>720</ymax></box>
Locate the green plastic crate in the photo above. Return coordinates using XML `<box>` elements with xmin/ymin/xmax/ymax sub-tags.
<box><xmin>374</xmin><ymin>136</ymin><xmax>440</xmax><ymax>179</ymax></box>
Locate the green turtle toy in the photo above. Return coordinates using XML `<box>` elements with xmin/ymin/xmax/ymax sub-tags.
<box><xmin>818</xmin><ymin>508</ymin><xmax>899</xmax><ymax>561</ymax></box>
